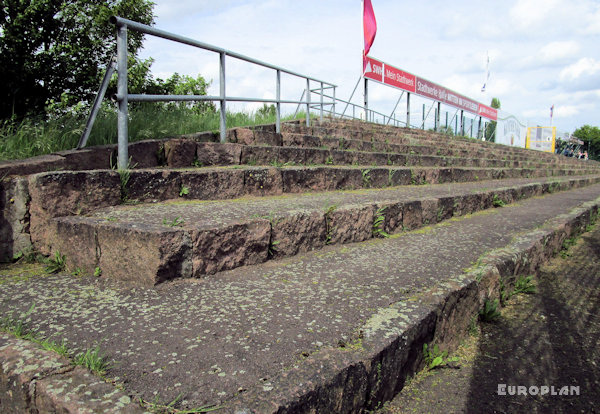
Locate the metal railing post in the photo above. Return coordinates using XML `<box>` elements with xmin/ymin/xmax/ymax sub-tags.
<box><xmin>364</xmin><ymin>78</ymin><xmax>369</xmax><ymax>121</ymax></box>
<box><xmin>78</xmin><ymin>57</ymin><xmax>116</xmax><ymax>149</ymax></box>
<box><xmin>332</xmin><ymin>87</ymin><xmax>336</xmax><ymax>117</ymax></box>
<box><xmin>387</xmin><ymin>91</ymin><xmax>405</xmax><ymax>125</ymax></box>
<box><xmin>306</xmin><ymin>78</ymin><xmax>310</xmax><ymax>127</ymax></box>
<box><xmin>116</xmin><ymin>25</ymin><xmax>129</xmax><ymax>170</ymax></box>
<box><xmin>406</xmin><ymin>92</ymin><xmax>411</xmax><ymax>128</ymax></box>
<box><xmin>276</xmin><ymin>70</ymin><xmax>281</xmax><ymax>133</ymax></box>
<box><xmin>320</xmin><ymin>82</ymin><xmax>324</xmax><ymax>122</ymax></box>
<box><xmin>219</xmin><ymin>52</ymin><xmax>226</xmax><ymax>143</ymax></box>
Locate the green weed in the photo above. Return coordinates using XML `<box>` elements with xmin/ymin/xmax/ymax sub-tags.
<box><xmin>423</xmin><ymin>343</ymin><xmax>459</xmax><ymax>370</ymax></box>
<box><xmin>479</xmin><ymin>298</ymin><xmax>501</xmax><ymax>322</ymax></box>
<box><xmin>372</xmin><ymin>207</ymin><xmax>390</xmax><ymax>238</ymax></box>
<box><xmin>513</xmin><ymin>275</ymin><xmax>536</xmax><ymax>295</ymax></box>
<box><xmin>162</xmin><ymin>216</ymin><xmax>185</xmax><ymax>227</ymax></box>
<box><xmin>73</xmin><ymin>345</ymin><xmax>109</xmax><ymax>376</ymax></box>
<box><xmin>44</xmin><ymin>251</ymin><xmax>66</xmax><ymax>274</ymax></box>
<box><xmin>179</xmin><ymin>185</ymin><xmax>189</xmax><ymax>197</ymax></box>
<box><xmin>492</xmin><ymin>194</ymin><xmax>506</xmax><ymax>208</ymax></box>
<box><xmin>361</xmin><ymin>168</ymin><xmax>372</xmax><ymax>187</ymax></box>
<box><xmin>324</xmin><ymin>204</ymin><xmax>337</xmax><ymax>245</ymax></box>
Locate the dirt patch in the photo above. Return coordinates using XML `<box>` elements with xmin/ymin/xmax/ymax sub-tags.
<box><xmin>381</xmin><ymin>223</ymin><xmax>600</xmax><ymax>413</ymax></box>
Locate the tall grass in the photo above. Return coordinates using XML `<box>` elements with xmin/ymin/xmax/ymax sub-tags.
<box><xmin>0</xmin><ymin>104</ymin><xmax>307</xmax><ymax>161</ymax></box>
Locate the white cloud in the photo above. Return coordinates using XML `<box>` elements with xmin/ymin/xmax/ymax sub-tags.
<box><xmin>509</xmin><ymin>0</ymin><xmax>561</xmax><ymax>29</ymax></box>
<box><xmin>560</xmin><ymin>58</ymin><xmax>600</xmax><ymax>81</ymax></box>
<box><xmin>538</xmin><ymin>41</ymin><xmax>581</xmax><ymax>63</ymax></box>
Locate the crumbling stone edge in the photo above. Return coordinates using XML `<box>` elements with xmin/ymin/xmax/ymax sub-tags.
<box><xmin>226</xmin><ymin>197</ymin><xmax>600</xmax><ymax>413</ymax></box>
<box><xmin>0</xmin><ymin>334</ymin><xmax>145</xmax><ymax>413</ymax></box>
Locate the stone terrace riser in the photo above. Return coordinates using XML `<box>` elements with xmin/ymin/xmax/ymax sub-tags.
<box><xmin>280</xmin><ymin>133</ymin><xmax>562</xmax><ymax>165</ymax></box>
<box><xmin>282</xmin><ymin>120</ymin><xmax>593</xmax><ymax>166</ymax></box>
<box><xmin>185</xmin><ymin>141</ymin><xmax>584</xmax><ymax>171</ymax></box>
<box><xmin>49</xmin><ymin>176</ymin><xmax>600</xmax><ymax>285</ymax></box>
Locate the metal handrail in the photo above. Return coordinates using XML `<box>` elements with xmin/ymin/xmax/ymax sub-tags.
<box><xmin>82</xmin><ymin>16</ymin><xmax>338</xmax><ymax>169</ymax></box>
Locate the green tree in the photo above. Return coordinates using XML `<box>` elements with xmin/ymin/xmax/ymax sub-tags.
<box><xmin>0</xmin><ymin>0</ymin><xmax>154</xmax><ymax>120</ymax></box>
<box><xmin>573</xmin><ymin>124</ymin><xmax>600</xmax><ymax>161</ymax></box>
<box><xmin>484</xmin><ymin>97</ymin><xmax>501</xmax><ymax>142</ymax></box>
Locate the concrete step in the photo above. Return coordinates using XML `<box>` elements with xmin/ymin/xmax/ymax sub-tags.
<box><xmin>2</xmin><ymin>183</ymin><xmax>599</xmax><ymax>412</ymax></box>
<box><xmin>48</xmin><ymin>175</ymin><xmax>600</xmax><ymax>285</ymax></box>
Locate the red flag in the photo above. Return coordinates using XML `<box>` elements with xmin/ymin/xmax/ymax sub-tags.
<box><xmin>363</xmin><ymin>0</ymin><xmax>377</xmax><ymax>71</ymax></box>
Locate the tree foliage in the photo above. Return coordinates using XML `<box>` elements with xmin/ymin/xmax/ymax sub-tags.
<box><xmin>484</xmin><ymin>97</ymin><xmax>501</xmax><ymax>142</ymax></box>
<box><xmin>573</xmin><ymin>124</ymin><xmax>600</xmax><ymax>161</ymax></box>
<box><xmin>0</xmin><ymin>0</ymin><xmax>154</xmax><ymax>119</ymax></box>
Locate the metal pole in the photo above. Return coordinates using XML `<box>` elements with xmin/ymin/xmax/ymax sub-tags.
<box><xmin>478</xmin><ymin>116</ymin><xmax>482</xmax><ymax>139</ymax></box>
<box><xmin>306</xmin><ymin>78</ymin><xmax>310</xmax><ymax>127</ymax></box>
<box><xmin>219</xmin><ymin>52</ymin><xmax>226</xmax><ymax>143</ymax></box>
<box><xmin>387</xmin><ymin>91</ymin><xmax>405</xmax><ymax>125</ymax></box>
<box><xmin>116</xmin><ymin>25</ymin><xmax>129</xmax><ymax>170</ymax></box>
<box><xmin>460</xmin><ymin>110</ymin><xmax>464</xmax><ymax>136</ymax></box>
<box><xmin>436</xmin><ymin>102</ymin><xmax>441</xmax><ymax>132</ymax></box>
<box><xmin>78</xmin><ymin>57</ymin><xmax>116</xmax><ymax>149</ymax></box>
<box><xmin>406</xmin><ymin>92</ymin><xmax>411</xmax><ymax>128</ymax></box>
<box><xmin>445</xmin><ymin>111</ymin><xmax>448</xmax><ymax>129</ymax></box>
<box><xmin>276</xmin><ymin>70</ymin><xmax>281</xmax><ymax>133</ymax></box>
<box><xmin>455</xmin><ymin>115</ymin><xmax>458</xmax><ymax>135</ymax></box>
<box><xmin>320</xmin><ymin>81</ymin><xmax>324</xmax><ymax>122</ymax></box>
<box><xmin>342</xmin><ymin>76</ymin><xmax>361</xmax><ymax>118</ymax></box>
<box><xmin>332</xmin><ymin>87</ymin><xmax>336</xmax><ymax>117</ymax></box>
<box><xmin>422</xmin><ymin>104</ymin><xmax>425</xmax><ymax>129</ymax></box>
<box><xmin>364</xmin><ymin>77</ymin><xmax>368</xmax><ymax>121</ymax></box>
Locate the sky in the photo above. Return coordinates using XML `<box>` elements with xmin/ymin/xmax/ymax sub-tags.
<box><xmin>137</xmin><ymin>0</ymin><xmax>600</xmax><ymax>133</ymax></box>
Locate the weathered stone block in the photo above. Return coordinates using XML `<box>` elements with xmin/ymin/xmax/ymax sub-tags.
<box><xmin>191</xmin><ymin>220</ymin><xmax>270</xmax><ymax>276</ymax></box>
<box><xmin>226</xmin><ymin>127</ymin><xmax>254</xmax><ymax>144</ymax></box>
<box><xmin>327</xmin><ymin>205</ymin><xmax>374</xmax><ymax>245</ymax></box>
<box><xmin>253</xmin><ymin>130</ymin><xmax>283</xmax><ymax>146</ymax></box>
<box><xmin>51</xmin><ymin>216</ymin><xmax>99</xmax><ymax>274</ymax></box>
<box><xmin>240</xmin><ymin>146</ymin><xmax>279</xmax><ymax>165</ymax></box>
<box><xmin>195</xmin><ymin>142</ymin><xmax>242</xmax><ymax>166</ymax></box>
<box><xmin>127</xmin><ymin>170</ymin><xmax>181</xmax><ymax>202</ymax></box>
<box><xmin>35</xmin><ymin>366</ymin><xmax>145</xmax><ymax>413</ymax></box>
<box><xmin>0</xmin><ymin>154</ymin><xmax>66</xmax><ymax>177</ymax></box>
<box><xmin>28</xmin><ymin>171</ymin><xmax>120</xmax><ymax>252</ymax></box>
<box><xmin>55</xmin><ymin>146</ymin><xmax>115</xmax><ymax>170</ymax></box>
<box><xmin>271</xmin><ymin>211</ymin><xmax>326</xmax><ymax>257</ymax></box>
<box><xmin>164</xmin><ymin>139</ymin><xmax>197</xmax><ymax>167</ymax></box>
<box><xmin>128</xmin><ymin>139</ymin><xmax>164</xmax><ymax>168</ymax></box>
<box><xmin>244</xmin><ymin>168</ymin><xmax>283</xmax><ymax>196</ymax></box>
<box><xmin>180</xmin><ymin>169</ymin><xmax>245</xmax><ymax>200</ymax></box>
<box><xmin>331</xmin><ymin>150</ymin><xmax>357</xmax><ymax>165</ymax></box>
<box><xmin>0</xmin><ymin>178</ymin><xmax>31</xmax><ymax>262</ymax></box>
<box><xmin>97</xmin><ymin>223</ymin><xmax>192</xmax><ymax>285</ymax></box>
<box><xmin>278</xmin><ymin>147</ymin><xmax>307</xmax><ymax>165</ymax></box>
<box><xmin>0</xmin><ymin>334</ymin><xmax>71</xmax><ymax>413</ymax></box>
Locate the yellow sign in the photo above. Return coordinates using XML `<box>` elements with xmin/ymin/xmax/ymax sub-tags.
<box><xmin>526</xmin><ymin>127</ymin><xmax>556</xmax><ymax>153</ymax></box>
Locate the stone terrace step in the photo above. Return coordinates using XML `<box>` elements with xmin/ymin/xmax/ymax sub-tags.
<box><xmin>48</xmin><ymin>175</ymin><xmax>600</xmax><ymax>285</ymax></box>
<box><xmin>282</xmin><ymin>119</ymin><xmax>595</xmax><ymax>167</ymax></box>
<box><xmin>2</xmin><ymin>184</ymin><xmax>599</xmax><ymax>412</ymax></box>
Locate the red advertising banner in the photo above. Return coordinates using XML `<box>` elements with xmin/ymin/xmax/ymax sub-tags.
<box><xmin>385</xmin><ymin>65</ymin><xmax>416</xmax><ymax>93</ymax></box>
<box><xmin>364</xmin><ymin>56</ymin><xmax>498</xmax><ymax>121</ymax></box>
<box><xmin>363</xmin><ymin>56</ymin><xmax>383</xmax><ymax>82</ymax></box>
